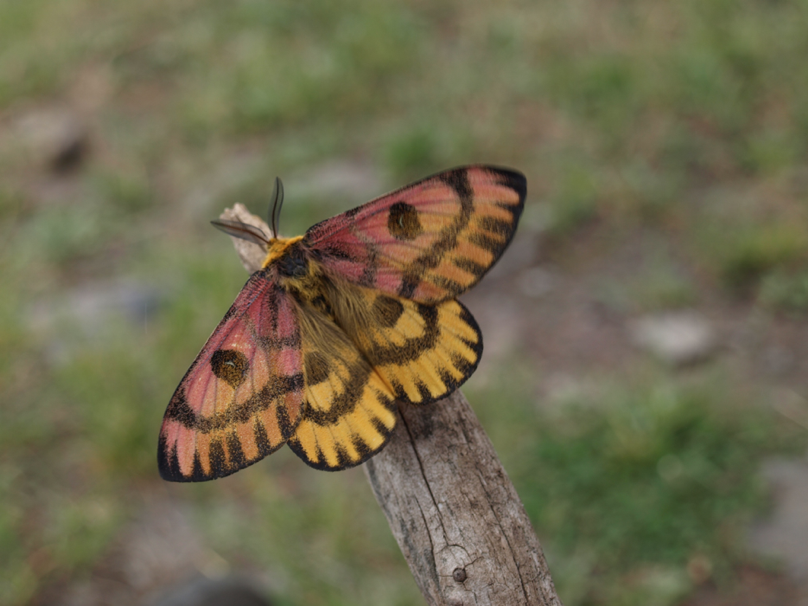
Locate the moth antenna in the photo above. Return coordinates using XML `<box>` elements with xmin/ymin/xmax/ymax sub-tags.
<box><xmin>211</xmin><ymin>219</ymin><xmax>270</xmax><ymax>247</ymax></box>
<box><xmin>268</xmin><ymin>177</ymin><xmax>285</xmax><ymax>239</ymax></box>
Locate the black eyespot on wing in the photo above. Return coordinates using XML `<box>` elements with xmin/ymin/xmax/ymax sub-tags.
<box><xmin>210</xmin><ymin>349</ymin><xmax>250</xmax><ymax>389</ymax></box>
<box><xmin>372</xmin><ymin>295</ymin><xmax>405</xmax><ymax>327</ymax></box>
<box><xmin>388</xmin><ymin>201</ymin><xmax>423</xmax><ymax>241</ymax></box>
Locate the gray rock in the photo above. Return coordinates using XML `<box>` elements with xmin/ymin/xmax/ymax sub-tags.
<box><xmin>27</xmin><ymin>279</ymin><xmax>165</xmax><ymax>364</ymax></box>
<box><xmin>749</xmin><ymin>457</ymin><xmax>808</xmax><ymax>587</ymax></box>
<box><xmin>149</xmin><ymin>576</ymin><xmax>271</xmax><ymax>606</ymax></box>
<box><xmin>629</xmin><ymin>311</ymin><xmax>717</xmax><ymax>366</ymax></box>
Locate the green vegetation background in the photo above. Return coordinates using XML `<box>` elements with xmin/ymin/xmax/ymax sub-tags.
<box><xmin>2</xmin><ymin>1</ymin><xmax>808</xmax><ymax>604</ymax></box>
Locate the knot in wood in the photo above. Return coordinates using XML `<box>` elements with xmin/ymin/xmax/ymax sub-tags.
<box><xmin>452</xmin><ymin>567</ymin><xmax>467</xmax><ymax>583</ymax></box>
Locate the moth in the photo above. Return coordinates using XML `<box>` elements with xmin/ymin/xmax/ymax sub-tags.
<box><xmin>159</xmin><ymin>165</ymin><xmax>526</xmax><ymax>481</ymax></box>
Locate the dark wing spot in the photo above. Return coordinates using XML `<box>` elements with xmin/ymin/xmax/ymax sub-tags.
<box><xmin>367</xmin><ymin>303</ymin><xmax>439</xmax><ymax>366</ymax></box>
<box><xmin>492</xmin><ymin>167</ymin><xmax>527</xmax><ymax>201</ymax></box>
<box><xmin>440</xmin><ymin>167</ymin><xmax>473</xmax><ymax>203</ymax></box>
<box><xmin>468</xmin><ymin>231</ymin><xmax>504</xmax><ymax>254</ymax></box>
<box><xmin>372</xmin><ymin>295</ymin><xmax>404</xmax><ymax>327</ymax></box>
<box><xmin>477</xmin><ymin>216</ymin><xmax>514</xmax><ymax>236</ymax></box>
<box><xmin>390</xmin><ymin>379</ymin><xmax>408</xmax><ymax>402</ymax></box>
<box><xmin>164</xmin><ymin>390</ymin><xmax>198</xmax><ymax>429</ymax></box>
<box><xmin>451</xmin><ymin>352</ymin><xmax>476</xmax><ymax>376</ymax></box>
<box><xmin>210</xmin><ymin>349</ymin><xmax>250</xmax><ymax>389</ymax></box>
<box><xmin>334</xmin><ymin>443</ymin><xmax>351</xmax><ymax>468</ymax></box>
<box><xmin>276</xmin><ymin>405</ymin><xmax>295</xmax><ymax>439</ymax></box>
<box><xmin>439</xmin><ymin>368</ymin><xmax>458</xmax><ymax>392</ymax></box>
<box><xmin>415</xmin><ymin>380</ymin><xmax>432</xmax><ymax>402</ymax></box>
<box><xmin>226</xmin><ymin>432</ymin><xmax>247</xmax><ymax>469</ymax></box>
<box><xmin>388</xmin><ymin>201</ymin><xmax>423</xmax><ymax>241</ymax></box>
<box><xmin>254</xmin><ymin>420</ymin><xmax>272</xmax><ymax>455</ymax></box>
<box><xmin>351</xmin><ymin>434</ymin><xmax>372</xmax><ymax>459</ymax></box>
<box><xmin>428</xmin><ymin>275</ymin><xmax>464</xmax><ymax>293</ymax></box>
<box><xmin>398</xmin><ymin>274</ymin><xmax>419</xmax><ymax>299</ymax></box>
<box><xmin>189</xmin><ymin>453</ymin><xmax>206</xmax><ymax>481</ymax></box>
<box><xmin>371</xmin><ymin>416</ymin><xmax>392</xmax><ymax>437</ymax></box>
<box><xmin>452</xmin><ymin>256</ymin><xmax>487</xmax><ymax>276</ymax></box>
<box><xmin>305</xmin><ymin>351</ymin><xmax>330</xmax><ymax>385</ymax></box>
<box><xmin>208</xmin><ymin>438</ymin><xmax>227</xmax><ymax>476</ymax></box>
<box><xmin>158</xmin><ymin>434</ymin><xmax>181</xmax><ymax>481</ymax></box>
<box><xmin>305</xmin><ymin>363</ymin><xmax>372</xmax><ymax>426</ymax></box>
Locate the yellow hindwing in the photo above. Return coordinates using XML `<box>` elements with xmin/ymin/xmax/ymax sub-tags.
<box><xmin>287</xmin><ymin>300</ymin><xmax>398</xmax><ymax>470</ymax></box>
<box><xmin>326</xmin><ymin>277</ymin><xmax>482</xmax><ymax>405</ymax></box>
<box><xmin>284</xmin><ymin>263</ymin><xmax>482</xmax><ymax>471</ymax></box>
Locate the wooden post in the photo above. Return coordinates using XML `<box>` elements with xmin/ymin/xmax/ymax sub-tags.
<box><xmin>221</xmin><ymin>204</ymin><xmax>562</xmax><ymax>606</ymax></box>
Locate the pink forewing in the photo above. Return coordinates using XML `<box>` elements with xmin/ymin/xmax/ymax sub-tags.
<box><xmin>305</xmin><ymin>165</ymin><xmax>526</xmax><ymax>303</ymax></box>
<box><xmin>158</xmin><ymin>269</ymin><xmax>304</xmax><ymax>482</ymax></box>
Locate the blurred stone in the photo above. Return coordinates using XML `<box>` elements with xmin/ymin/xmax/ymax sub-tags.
<box><xmin>29</xmin><ymin>279</ymin><xmax>163</xmax><ymax>334</ymax></box>
<box><xmin>149</xmin><ymin>576</ymin><xmax>271</xmax><ymax>606</ymax></box>
<box><xmin>28</xmin><ymin>279</ymin><xmax>165</xmax><ymax>364</ymax></box>
<box><xmin>14</xmin><ymin>106</ymin><xmax>89</xmax><ymax>172</ymax></box>
<box><xmin>749</xmin><ymin>458</ymin><xmax>808</xmax><ymax>587</ymax></box>
<box><xmin>629</xmin><ymin>311</ymin><xmax>717</xmax><ymax>366</ymax></box>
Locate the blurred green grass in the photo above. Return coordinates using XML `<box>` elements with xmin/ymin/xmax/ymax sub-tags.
<box><xmin>476</xmin><ymin>365</ymin><xmax>805</xmax><ymax>605</ymax></box>
<box><xmin>2</xmin><ymin>0</ymin><xmax>808</xmax><ymax>604</ymax></box>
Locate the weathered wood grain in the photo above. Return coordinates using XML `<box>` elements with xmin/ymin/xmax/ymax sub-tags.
<box><xmin>365</xmin><ymin>393</ymin><xmax>561</xmax><ymax>606</ymax></box>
